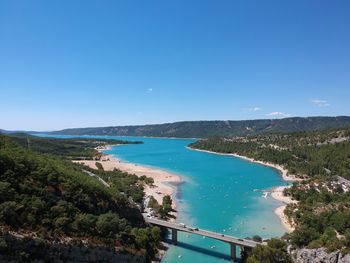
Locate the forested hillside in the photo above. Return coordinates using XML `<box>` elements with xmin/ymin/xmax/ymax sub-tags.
<box><xmin>0</xmin><ymin>134</ymin><xmax>161</xmax><ymax>261</ymax></box>
<box><xmin>8</xmin><ymin>133</ymin><xmax>142</xmax><ymax>160</ymax></box>
<box><xmin>49</xmin><ymin>116</ymin><xmax>350</xmax><ymax>138</ymax></box>
<box><xmin>190</xmin><ymin>128</ymin><xmax>350</xmax><ymax>255</ymax></box>
<box><xmin>190</xmin><ymin>128</ymin><xmax>350</xmax><ymax>179</ymax></box>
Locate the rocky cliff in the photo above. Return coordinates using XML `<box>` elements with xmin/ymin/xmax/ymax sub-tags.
<box><xmin>293</xmin><ymin>248</ymin><xmax>350</xmax><ymax>263</ymax></box>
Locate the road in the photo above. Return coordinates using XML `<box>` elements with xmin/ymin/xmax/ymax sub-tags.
<box><xmin>83</xmin><ymin>170</ymin><xmax>110</xmax><ymax>187</ymax></box>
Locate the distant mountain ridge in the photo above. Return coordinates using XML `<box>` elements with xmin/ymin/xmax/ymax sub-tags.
<box><xmin>48</xmin><ymin>116</ymin><xmax>350</xmax><ymax>138</ymax></box>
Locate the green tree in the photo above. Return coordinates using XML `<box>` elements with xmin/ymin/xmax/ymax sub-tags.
<box><xmin>96</xmin><ymin>212</ymin><xmax>129</xmax><ymax>238</ymax></box>
<box><xmin>73</xmin><ymin>213</ymin><xmax>97</xmax><ymax>234</ymax></box>
<box><xmin>247</xmin><ymin>239</ymin><xmax>292</xmax><ymax>263</ymax></box>
<box><xmin>0</xmin><ymin>201</ymin><xmax>20</xmax><ymax>226</ymax></box>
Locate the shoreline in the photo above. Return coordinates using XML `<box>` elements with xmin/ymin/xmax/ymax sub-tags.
<box><xmin>187</xmin><ymin>147</ymin><xmax>301</xmax><ymax>182</ymax></box>
<box><xmin>73</xmin><ymin>146</ymin><xmax>182</xmax><ymax>220</ymax></box>
<box><xmin>270</xmin><ymin>186</ymin><xmax>297</xmax><ymax>233</ymax></box>
<box><xmin>187</xmin><ymin>146</ymin><xmax>299</xmax><ymax>233</ymax></box>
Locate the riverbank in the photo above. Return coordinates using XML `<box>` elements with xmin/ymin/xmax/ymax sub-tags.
<box><xmin>188</xmin><ymin>146</ymin><xmax>300</xmax><ymax>232</ymax></box>
<box><xmin>73</xmin><ymin>146</ymin><xmax>182</xmax><ymax>217</ymax></box>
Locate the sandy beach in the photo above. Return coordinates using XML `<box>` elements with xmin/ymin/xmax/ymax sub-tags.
<box><xmin>73</xmin><ymin>148</ymin><xmax>181</xmax><ymax>212</ymax></box>
<box><xmin>270</xmin><ymin>186</ymin><xmax>297</xmax><ymax>232</ymax></box>
<box><xmin>188</xmin><ymin>147</ymin><xmax>300</xmax><ymax>232</ymax></box>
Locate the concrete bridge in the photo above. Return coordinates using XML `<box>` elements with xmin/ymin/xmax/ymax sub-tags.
<box><xmin>145</xmin><ymin>217</ymin><xmax>262</xmax><ymax>261</ymax></box>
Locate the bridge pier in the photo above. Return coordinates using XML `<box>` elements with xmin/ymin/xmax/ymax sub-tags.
<box><xmin>240</xmin><ymin>246</ymin><xmax>252</xmax><ymax>262</ymax></box>
<box><xmin>171</xmin><ymin>229</ymin><xmax>178</xmax><ymax>244</ymax></box>
<box><xmin>230</xmin><ymin>243</ymin><xmax>237</xmax><ymax>262</ymax></box>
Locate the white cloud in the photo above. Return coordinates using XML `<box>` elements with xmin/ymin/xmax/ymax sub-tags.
<box><xmin>244</xmin><ymin>106</ymin><xmax>261</xmax><ymax>112</ymax></box>
<box><xmin>310</xmin><ymin>99</ymin><xmax>330</xmax><ymax>107</ymax></box>
<box><xmin>147</xmin><ymin>88</ymin><xmax>153</xmax><ymax>93</ymax></box>
<box><xmin>268</xmin><ymin>112</ymin><xmax>283</xmax><ymax>116</ymax></box>
<box><xmin>266</xmin><ymin>112</ymin><xmax>291</xmax><ymax>118</ymax></box>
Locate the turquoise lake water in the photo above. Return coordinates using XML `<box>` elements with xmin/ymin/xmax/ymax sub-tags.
<box><xmin>36</xmin><ymin>135</ymin><xmax>289</xmax><ymax>262</ymax></box>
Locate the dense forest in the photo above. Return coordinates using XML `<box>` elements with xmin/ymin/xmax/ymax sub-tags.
<box><xmin>9</xmin><ymin>133</ymin><xmax>142</xmax><ymax>160</ymax></box>
<box><xmin>284</xmin><ymin>178</ymin><xmax>350</xmax><ymax>252</ymax></box>
<box><xmin>190</xmin><ymin>127</ymin><xmax>350</xmax><ymax>257</ymax></box>
<box><xmin>47</xmin><ymin>116</ymin><xmax>350</xmax><ymax>138</ymax></box>
<box><xmin>190</xmin><ymin>128</ymin><xmax>350</xmax><ymax>179</ymax></box>
<box><xmin>0</xmin><ymin>134</ymin><xmax>161</xmax><ymax>261</ymax></box>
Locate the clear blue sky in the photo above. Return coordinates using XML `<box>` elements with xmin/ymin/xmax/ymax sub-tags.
<box><xmin>1</xmin><ymin>1</ymin><xmax>350</xmax><ymax>130</ymax></box>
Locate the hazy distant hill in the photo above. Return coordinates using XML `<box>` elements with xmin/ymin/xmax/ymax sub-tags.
<box><xmin>49</xmin><ymin>116</ymin><xmax>350</xmax><ymax>138</ymax></box>
<box><xmin>0</xmin><ymin>129</ymin><xmax>39</xmax><ymax>134</ymax></box>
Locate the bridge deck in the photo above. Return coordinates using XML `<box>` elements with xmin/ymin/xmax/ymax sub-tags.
<box><xmin>145</xmin><ymin>217</ymin><xmax>260</xmax><ymax>248</ymax></box>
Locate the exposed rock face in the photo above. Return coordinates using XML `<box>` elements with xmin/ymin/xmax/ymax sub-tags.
<box><xmin>0</xmin><ymin>234</ymin><xmax>146</xmax><ymax>263</ymax></box>
<box><xmin>338</xmin><ymin>253</ymin><xmax>350</xmax><ymax>263</ymax></box>
<box><xmin>292</xmin><ymin>248</ymin><xmax>350</xmax><ymax>263</ymax></box>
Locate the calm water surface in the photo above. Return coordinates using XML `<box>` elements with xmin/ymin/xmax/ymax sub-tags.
<box><xmin>36</xmin><ymin>135</ymin><xmax>289</xmax><ymax>262</ymax></box>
